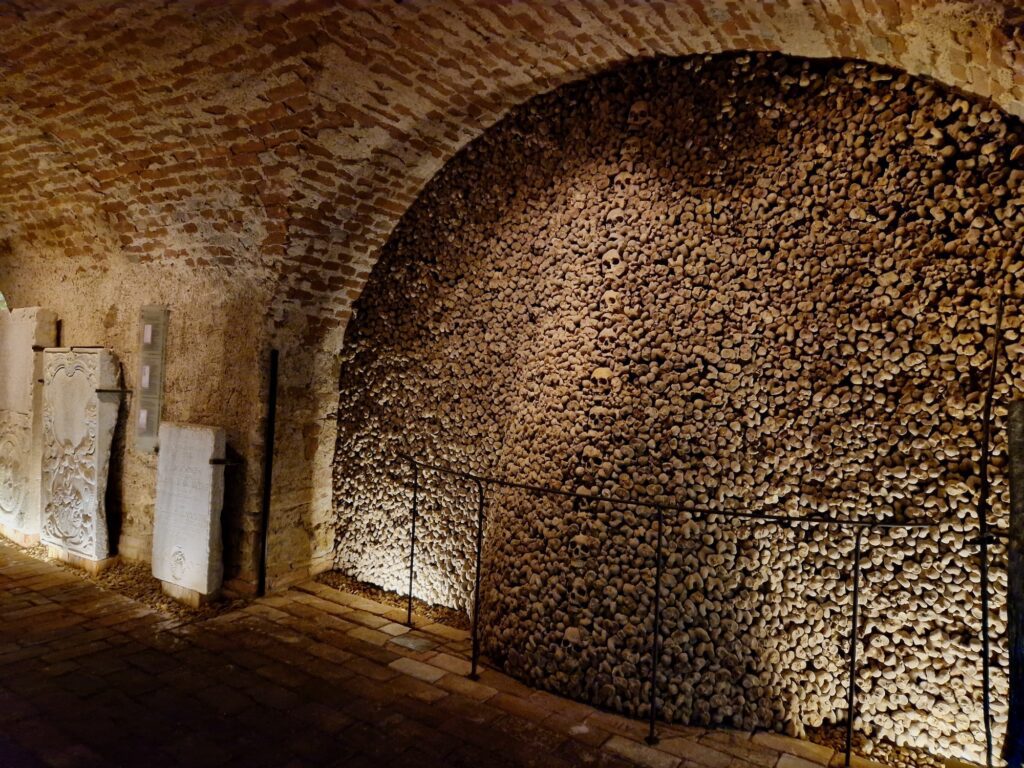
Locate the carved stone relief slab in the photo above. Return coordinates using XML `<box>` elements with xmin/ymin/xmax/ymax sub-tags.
<box><xmin>153</xmin><ymin>423</ymin><xmax>226</xmax><ymax>596</ymax></box>
<box><xmin>0</xmin><ymin>411</ymin><xmax>31</xmax><ymax>527</ymax></box>
<box><xmin>40</xmin><ymin>348</ymin><xmax>120</xmax><ymax>561</ymax></box>
<box><xmin>0</xmin><ymin>308</ymin><xmax>57</xmax><ymax>541</ymax></box>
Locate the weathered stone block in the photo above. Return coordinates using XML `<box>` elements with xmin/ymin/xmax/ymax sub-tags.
<box><xmin>40</xmin><ymin>347</ymin><xmax>120</xmax><ymax>563</ymax></box>
<box><xmin>0</xmin><ymin>308</ymin><xmax>58</xmax><ymax>544</ymax></box>
<box><xmin>153</xmin><ymin>422</ymin><xmax>226</xmax><ymax>599</ymax></box>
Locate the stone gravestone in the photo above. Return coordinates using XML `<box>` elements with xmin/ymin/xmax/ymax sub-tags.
<box><xmin>40</xmin><ymin>348</ymin><xmax>121</xmax><ymax>572</ymax></box>
<box><xmin>0</xmin><ymin>308</ymin><xmax>58</xmax><ymax>545</ymax></box>
<box><xmin>153</xmin><ymin>423</ymin><xmax>226</xmax><ymax>606</ymax></box>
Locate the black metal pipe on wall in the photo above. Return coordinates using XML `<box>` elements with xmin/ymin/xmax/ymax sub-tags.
<box><xmin>257</xmin><ymin>348</ymin><xmax>279</xmax><ymax>597</ymax></box>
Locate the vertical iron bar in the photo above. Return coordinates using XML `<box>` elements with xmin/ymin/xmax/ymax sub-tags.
<box><xmin>257</xmin><ymin>348</ymin><xmax>279</xmax><ymax>597</ymax></box>
<box><xmin>470</xmin><ymin>478</ymin><xmax>486</xmax><ymax>680</ymax></box>
<box><xmin>646</xmin><ymin>506</ymin><xmax>665</xmax><ymax>746</ymax></box>
<box><xmin>845</xmin><ymin>527</ymin><xmax>864</xmax><ymax>768</ymax></box>
<box><xmin>407</xmin><ymin>459</ymin><xmax>419</xmax><ymax>627</ymax></box>
<box><xmin>980</xmin><ymin>496</ymin><xmax>995</xmax><ymax>768</ymax></box>
<box><xmin>1006</xmin><ymin>399</ymin><xmax>1024</xmax><ymax>768</ymax></box>
<box><xmin>977</xmin><ymin>291</ymin><xmax>1004</xmax><ymax>768</ymax></box>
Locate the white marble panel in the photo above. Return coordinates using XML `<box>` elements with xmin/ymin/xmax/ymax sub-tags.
<box><xmin>153</xmin><ymin>423</ymin><xmax>226</xmax><ymax>595</ymax></box>
<box><xmin>40</xmin><ymin>348</ymin><xmax>120</xmax><ymax>561</ymax></box>
<box><xmin>0</xmin><ymin>308</ymin><xmax>57</xmax><ymax>539</ymax></box>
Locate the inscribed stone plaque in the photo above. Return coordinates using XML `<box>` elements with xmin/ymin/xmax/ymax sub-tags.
<box><xmin>153</xmin><ymin>423</ymin><xmax>226</xmax><ymax>595</ymax></box>
<box><xmin>40</xmin><ymin>348</ymin><xmax>121</xmax><ymax>561</ymax></box>
<box><xmin>0</xmin><ymin>308</ymin><xmax>58</xmax><ymax>541</ymax></box>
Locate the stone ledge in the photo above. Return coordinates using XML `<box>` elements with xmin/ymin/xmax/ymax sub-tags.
<box><xmin>0</xmin><ymin>522</ymin><xmax>38</xmax><ymax>548</ymax></box>
<box><xmin>46</xmin><ymin>546</ymin><xmax>118</xmax><ymax>575</ymax></box>
<box><xmin>780</xmin><ymin>755</ymin><xmax>829</xmax><ymax>768</ymax></box>
<box><xmin>828</xmin><ymin>752</ymin><xmax>888</xmax><ymax>768</ymax></box>
<box><xmin>752</xmin><ymin>732</ymin><xmax>834</xmax><ymax>765</ymax></box>
<box><xmin>605</xmin><ymin>735</ymin><xmax>680</xmax><ymax>768</ymax></box>
<box><xmin>160</xmin><ymin>580</ymin><xmax>219</xmax><ymax>608</ymax></box>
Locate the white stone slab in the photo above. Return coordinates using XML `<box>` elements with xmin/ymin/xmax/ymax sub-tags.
<box><xmin>153</xmin><ymin>422</ymin><xmax>226</xmax><ymax>595</ymax></box>
<box><xmin>0</xmin><ymin>308</ymin><xmax>57</xmax><ymax>541</ymax></box>
<box><xmin>39</xmin><ymin>348</ymin><xmax>120</xmax><ymax>561</ymax></box>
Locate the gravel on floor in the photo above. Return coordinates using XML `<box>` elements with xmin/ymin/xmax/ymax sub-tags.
<box><xmin>23</xmin><ymin>544</ymin><xmax>243</xmax><ymax>622</ymax></box>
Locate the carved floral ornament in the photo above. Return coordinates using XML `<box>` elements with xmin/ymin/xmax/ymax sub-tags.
<box><xmin>41</xmin><ymin>354</ymin><xmax>99</xmax><ymax>554</ymax></box>
<box><xmin>0</xmin><ymin>412</ymin><xmax>28</xmax><ymax>523</ymax></box>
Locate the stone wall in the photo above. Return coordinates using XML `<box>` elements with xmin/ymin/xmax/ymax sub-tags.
<box><xmin>2</xmin><ymin>1</ymin><xmax>1024</xmax><ymax>593</ymax></box>
<box><xmin>1</xmin><ymin>254</ymin><xmax>271</xmax><ymax>589</ymax></box>
<box><xmin>333</xmin><ymin>54</ymin><xmax>1020</xmax><ymax>762</ymax></box>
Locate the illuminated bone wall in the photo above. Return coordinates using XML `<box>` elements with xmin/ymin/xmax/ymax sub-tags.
<box><xmin>333</xmin><ymin>54</ymin><xmax>1019</xmax><ymax>761</ymax></box>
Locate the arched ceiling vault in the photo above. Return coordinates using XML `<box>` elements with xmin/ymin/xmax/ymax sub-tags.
<box><xmin>0</xmin><ymin>0</ymin><xmax>1022</xmax><ymax>340</ymax></box>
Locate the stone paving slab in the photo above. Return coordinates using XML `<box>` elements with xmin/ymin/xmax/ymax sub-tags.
<box><xmin>0</xmin><ymin>542</ymin><xmax>890</xmax><ymax>768</ymax></box>
<box><xmin>753</xmin><ymin>733</ymin><xmax>834</xmax><ymax>765</ymax></box>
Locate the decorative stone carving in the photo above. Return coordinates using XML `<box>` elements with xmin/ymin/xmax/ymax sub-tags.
<box><xmin>153</xmin><ymin>423</ymin><xmax>226</xmax><ymax>602</ymax></box>
<box><xmin>0</xmin><ymin>308</ymin><xmax>57</xmax><ymax>544</ymax></box>
<box><xmin>0</xmin><ymin>411</ymin><xmax>30</xmax><ymax>525</ymax></box>
<box><xmin>40</xmin><ymin>348</ymin><xmax>120</xmax><ymax>564</ymax></box>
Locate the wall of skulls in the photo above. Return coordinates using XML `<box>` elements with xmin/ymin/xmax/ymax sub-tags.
<box><xmin>333</xmin><ymin>54</ymin><xmax>1019</xmax><ymax>762</ymax></box>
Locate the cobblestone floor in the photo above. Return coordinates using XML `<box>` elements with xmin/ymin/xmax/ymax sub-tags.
<box><xmin>0</xmin><ymin>542</ymin><xmax>883</xmax><ymax>768</ymax></box>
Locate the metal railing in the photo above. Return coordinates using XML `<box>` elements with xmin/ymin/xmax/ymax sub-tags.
<box><xmin>390</xmin><ymin>450</ymin><xmax>988</xmax><ymax>768</ymax></box>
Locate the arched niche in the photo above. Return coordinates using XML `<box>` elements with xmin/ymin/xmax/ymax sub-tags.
<box><xmin>331</xmin><ymin>52</ymin><xmax>1020</xmax><ymax>763</ymax></box>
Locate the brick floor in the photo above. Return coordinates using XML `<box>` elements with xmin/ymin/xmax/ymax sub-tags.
<box><xmin>0</xmin><ymin>542</ymin><xmax>884</xmax><ymax>768</ymax></box>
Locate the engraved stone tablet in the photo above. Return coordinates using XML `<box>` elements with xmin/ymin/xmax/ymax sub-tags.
<box><xmin>40</xmin><ymin>348</ymin><xmax>121</xmax><ymax>562</ymax></box>
<box><xmin>0</xmin><ymin>308</ymin><xmax>58</xmax><ymax>544</ymax></box>
<box><xmin>153</xmin><ymin>423</ymin><xmax>226</xmax><ymax>597</ymax></box>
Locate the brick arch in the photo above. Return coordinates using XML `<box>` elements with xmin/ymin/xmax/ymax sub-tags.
<box><xmin>283</xmin><ymin>0</ymin><xmax>1024</xmax><ymax>589</ymax></box>
<box><xmin>0</xmin><ymin>1</ymin><xmax>1018</xmax><ymax>335</ymax></box>
<box><xmin>0</xmin><ymin>1</ymin><xmax>1022</xmax><ymax>589</ymax></box>
<box><xmin>312</xmin><ymin>0</ymin><xmax>1024</xmax><ymax>335</ymax></box>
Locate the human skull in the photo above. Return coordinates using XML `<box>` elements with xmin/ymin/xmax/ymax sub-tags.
<box><xmin>605</xmin><ymin>207</ymin><xmax>626</xmax><ymax>225</ymax></box>
<box><xmin>601</xmin><ymin>290</ymin><xmax>622</xmax><ymax>312</ymax></box>
<box><xmin>570</xmin><ymin>533</ymin><xmax>597</xmax><ymax>560</ymax></box>
<box><xmin>587</xmin><ymin>406</ymin><xmax>609</xmax><ymax>428</ymax></box>
<box><xmin>628</xmin><ymin>100</ymin><xmax>650</xmax><ymax>127</ymax></box>
<box><xmin>601</xmin><ymin>247</ymin><xmax>626</xmax><ymax>278</ymax></box>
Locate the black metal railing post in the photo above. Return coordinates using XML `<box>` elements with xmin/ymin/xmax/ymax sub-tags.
<box><xmin>845</xmin><ymin>526</ymin><xmax>864</xmax><ymax>768</ymax></box>
<box><xmin>407</xmin><ymin>459</ymin><xmax>419</xmax><ymax>627</ymax></box>
<box><xmin>470</xmin><ymin>478</ymin><xmax>486</xmax><ymax>680</ymax></box>
<box><xmin>646</xmin><ymin>505</ymin><xmax>665</xmax><ymax>746</ymax></box>
<box><xmin>976</xmin><ymin>291</ymin><xmax>1004</xmax><ymax>768</ymax></box>
<box><xmin>1006</xmin><ymin>400</ymin><xmax>1024</xmax><ymax>768</ymax></box>
<box><xmin>390</xmin><ymin>450</ymin><xmax>948</xmax><ymax>760</ymax></box>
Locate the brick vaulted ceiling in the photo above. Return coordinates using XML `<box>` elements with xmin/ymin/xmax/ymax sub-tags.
<box><xmin>4</xmin><ymin>1</ymin><xmax>1024</xmax><ymax>589</ymax></box>
<box><xmin>1</xmin><ymin>0</ymin><xmax>1024</xmax><ymax>342</ymax></box>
